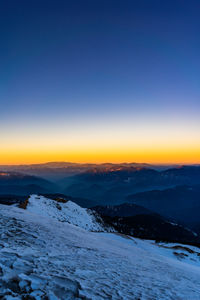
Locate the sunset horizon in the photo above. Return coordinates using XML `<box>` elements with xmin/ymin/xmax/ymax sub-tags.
<box><xmin>1</xmin><ymin>2</ymin><xmax>200</xmax><ymax>298</ymax></box>
<box><xmin>1</xmin><ymin>1</ymin><xmax>200</xmax><ymax>167</ymax></box>
<box><xmin>0</xmin><ymin>156</ymin><xmax>200</xmax><ymax>166</ymax></box>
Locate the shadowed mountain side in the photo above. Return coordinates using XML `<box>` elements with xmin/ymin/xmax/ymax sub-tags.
<box><xmin>100</xmin><ymin>214</ymin><xmax>200</xmax><ymax>245</ymax></box>
<box><xmin>0</xmin><ymin>172</ymin><xmax>59</xmax><ymax>195</ymax></box>
<box><xmin>0</xmin><ymin>184</ymin><xmax>52</xmax><ymax>196</ymax></box>
<box><xmin>0</xmin><ymin>195</ymin><xmax>27</xmax><ymax>205</ymax></box>
<box><xmin>93</xmin><ymin>202</ymin><xmax>200</xmax><ymax>245</ymax></box>
<box><xmin>126</xmin><ymin>185</ymin><xmax>200</xmax><ymax>229</ymax></box>
<box><xmin>93</xmin><ymin>203</ymin><xmax>153</xmax><ymax>217</ymax></box>
<box><xmin>62</xmin><ymin>166</ymin><xmax>200</xmax><ymax>205</ymax></box>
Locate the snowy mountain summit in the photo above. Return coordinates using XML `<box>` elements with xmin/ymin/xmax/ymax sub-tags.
<box><xmin>0</xmin><ymin>196</ymin><xmax>200</xmax><ymax>299</ymax></box>
<box><xmin>24</xmin><ymin>194</ymin><xmax>112</xmax><ymax>232</ymax></box>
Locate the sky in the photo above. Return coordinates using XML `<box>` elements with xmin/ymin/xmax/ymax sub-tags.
<box><xmin>1</xmin><ymin>0</ymin><xmax>200</xmax><ymax>164</ymax></box>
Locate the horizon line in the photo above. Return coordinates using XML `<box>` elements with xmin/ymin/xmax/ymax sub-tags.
<box><xmin>0</xmin><ymin>161</ymin><xmax>199</xmax><ymax>167</ymax></box>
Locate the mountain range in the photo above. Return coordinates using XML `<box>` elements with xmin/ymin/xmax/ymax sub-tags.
<box><xmin>0</xmin><ymin>163</ymin><xmax>200</xmax><ymax>240</ymax></box>
<box><xmin>0</xmin><ymin>162</ymin><xmax>180</xmax><ymax>180</ymax></box>
<box><xmin>0</xmin><ymin>172</ymin><xmax>57</xmax><ymax>195</ymax></box>
<box><xmin>126</xmin><ymin>184</ymin><xmax>200</xmax><ymax>231</ymax></box>
<box><xmin>61</xmin><ymin>165</ymin><xmax>200</xmax><ymax>205</ymax></box>
<box><xmin>93</xmin><ymin>202</ymin><xmax>199</xmax><ymax>245</ymax></box>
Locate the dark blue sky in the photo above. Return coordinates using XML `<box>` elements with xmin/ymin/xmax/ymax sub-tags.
<box><xmin>1</xmin><ymin>0</ymin><xmax>200</xmax><ymax>163</ymax></box>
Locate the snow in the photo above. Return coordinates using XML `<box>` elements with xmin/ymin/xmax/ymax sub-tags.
<box><xmin>26</xmin><ymin>194</ymin><xmax>111</xmax><ymax>232</ymax></box>
<box><xmin>0</xmin><ymin>202</ymin><xmax>200</xmax><ymax>299</ymax></box>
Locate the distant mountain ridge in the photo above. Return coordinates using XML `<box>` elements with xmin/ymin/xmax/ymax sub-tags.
<box><xmin>62</xmin><ymin>165</ymin><xmax>200</xmax><ymax>205</ymax></box>
<box><xmin>0</xmin><ymin>172</ymin><xmax>58</xmax><ymax>195</ymax></box>
<box><xmin>93</xmin><ymin>202</ymin><xmax>200</xmax><ymax>245</ymax></box>
<box><xmin>93</xmin><ymin>203</ymin><xmax>153</xmax><ymax>217</ymax></box>
<box><xmin>126</xmin><ymin>184</ymin><xmax>200</xmax><ymax>230</ymax></box>
<box><xmin>0</xmin><ymin>165</ymin><xmax>200</xmax><ymax>208</ymax></box>
<box><xmin>0</xmin><ymin>162</ymin><xmax>178</xmax><ymax>180</ymax></box>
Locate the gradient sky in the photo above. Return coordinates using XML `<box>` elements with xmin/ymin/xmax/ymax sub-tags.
<box><xmin>1</xmin><ymin>0</ymin><xmax>200</xmax><ymax>164</ymax></box>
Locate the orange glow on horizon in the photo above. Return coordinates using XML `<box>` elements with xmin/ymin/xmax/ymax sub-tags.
<box><xmin>0</xmin><ymin>147</ymin><xmax>199</xmax><ymax>165</ymax></box>
<box><xmin>1</xmin><ymin>118</ymin><xmax>199</xmax><ymax>165</ymax></box>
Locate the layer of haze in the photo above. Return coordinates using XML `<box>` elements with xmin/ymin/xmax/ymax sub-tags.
<box><xmin>1</xmin><ymin>0</ymin><xmax>200</xmax><ymax>164</ymax></box>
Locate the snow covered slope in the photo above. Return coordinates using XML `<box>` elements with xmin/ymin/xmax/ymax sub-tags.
<box><xmin>0</xmin><ymin>204</ymin><xmax>200</xmax><ymax>299</ymax></box>
<box><xmin>24</xmin><ymin>194</ymin><xmax>111</xmax><ymax>232</ymax></box>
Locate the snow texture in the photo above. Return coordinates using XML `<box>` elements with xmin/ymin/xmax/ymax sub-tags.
<box><xmin>0</xmin><ymin>201</ymin><xmax>200</xmax><ymax>299</ymax></box>
<box><xmin>26</xmin><ymin>195</ymin><xmax>111</xmax><ymax>232</ymax></box>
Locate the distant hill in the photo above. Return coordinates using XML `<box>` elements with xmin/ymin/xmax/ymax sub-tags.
<box><xmin>162</xmin><ymin>166</ymin><xmax>200</xmax><ymax>185</ymax></box>
<box><xmin>0</xmin><ymin>172</ymin><xmax>58</xmax><ymax>195</ymax></box>
<box><xmin>126</xmin><ymin>184</ymin><xmax>200</xmax><ymax>230</ymax></box>
<box><xmin>0</xmin><ymin>162</ymin><xmax>176</xmax><ymax>180</ymax></box>
<box><xmin>93</xmin><ymin>203</ymin><xmax>199</xmax><ymax>245</ymax></box>
<box><xmin>1</xmin><ymin>165</ymin><xmax>199</xmax><ymax>210</ymax></box>
<box><xmin>62</xmin><ymin>165</ymin><xmax>200</xmax><ymax>205</ymax></box>
<box><xmin>93</xmin><ymin>203</ymin><xmax>153</xmax><ymax>217</ymax></box>
<box><xmin>101</xmin><ymin>214</ymin><xmax>199</xmax><ymax>245</ymax></box>
<box><xmin>62</xmin><ymin>167</ymin><xmax>166</xmax><ymax>204</ymax></box>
